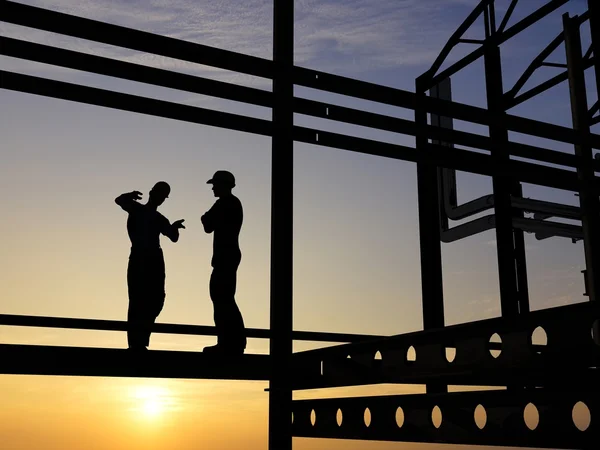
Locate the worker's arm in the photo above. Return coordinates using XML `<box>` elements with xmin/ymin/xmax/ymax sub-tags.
<box><xmin>115</xmin><ymin>191</ymin><xmax>142</xmax><ymax>212</ymax></box>
<box><xmin>201</xmin><ymin>202</ymin><xmax>219</xmax><ymax>233</ymax></box>
<box><xmin>162</xmin><ymin>218</ymin><xmax>185</xmax><ymax>243</ymax></box>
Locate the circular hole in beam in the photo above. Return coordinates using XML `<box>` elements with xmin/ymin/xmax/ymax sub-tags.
<box><xmin>396</xmin><ymin>407</ymin><xmax>405</xmax><ymax>428</ymax></box>
<box><xmin>524</xmin><ymin>403</ymin><xmax>539</xmax><ymax>431</ymax></box>
<box><xmin>572</xmin><ymin>401</ymin><xmax>591</xmax><ymax>432</ymax></box>
<box><xmin>374</xmin><ymin>350</ymin><xmax>382</xmax><ymax>360</ymax></box>
<box><xmin>489</xmin><ymin>333</ymin><xmax>502</xmax><ymax>359</ymax></box>
<box><xmin>474</xmin><ymin>404</ymin><xmax>487</xmax><ymax>430</ymax></box>
<box><xmin>364</xmin><ymin>408</ymin><xmax>371</xmax><ymax>427</ymax></box>
<box><xmin>406</xmin><ymin>346</ymin><xmax>417</xmax><ymax>362</ymax></box>
<box><xmin>432</xmin><ymin>406</ymin><xmax>442</xmax><ymax>429</ymax></box>
<box><xmin>445</xmin><ymin>347</ymin><xmax>456</xmax><ymax>363</ymax></box>
<box><xmin>310</xmin><ymin>409</ymin><xmax>316</xmax><ymax>427</ymax></box>
<box><xmin>336</xmin><ymin>408</ymin><xmax>343</xmax><ymax>427</ymax></box>
<box><xmin>531</xmin><ymin>326</ymin><xmax>548</xmax><ymax>354</ymax></box>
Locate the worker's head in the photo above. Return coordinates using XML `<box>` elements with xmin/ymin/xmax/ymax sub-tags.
<box><xmin>207</xmin><ymin>170</ymin><xmax>235</xmax><ymax>198</ymax></box>
<box><xmin>148</xmin><ymin>181</ymin><xmax>171</xmax><ymax>206</ymax></box>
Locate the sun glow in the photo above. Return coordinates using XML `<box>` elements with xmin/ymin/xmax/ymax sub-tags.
<box><xmin>132</xmin><ymin>385</ymin><xmax>169</xmax><ymax>418</ymax></box>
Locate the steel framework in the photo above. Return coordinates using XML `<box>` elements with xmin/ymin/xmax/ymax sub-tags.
<box><xmin>0</xmin><ymin>0</ymin><xmax>599</xmax><ymax>449</ymax></box>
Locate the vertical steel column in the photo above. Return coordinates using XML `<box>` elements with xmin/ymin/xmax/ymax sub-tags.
<box><xmin>588</xmin><ymin>0</ymin><xmax>600</xmax><ymax>98</ymax></box>
<box><xmin>415</xmin><ymin>76</ymin><xmax>446</xmax><ymax>394</ymax></box>
<box><xmin>430</xmin><ymin>78</ymin><xmax>454</xmax><ymax>235</ymax></box>
<box><xmin>513</xmin><ymin>183</ymin><xmax>530</xmax><ymax>314</ymax></box>
<box><xmin>564</xmin><ymin>13</ymin><xmax>600</xmax><ymax>342</ymax></box>
<box><xmin>269</xmin><ymin>0</ymin><xmax>294</xmax><ymax>449</ymax></box>
<box><xmin>484</xmin><ymin>43</ymin><xmax>525</xmax><ymax>318</ymax></box>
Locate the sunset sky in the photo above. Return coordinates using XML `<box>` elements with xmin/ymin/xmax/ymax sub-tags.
<box><xmin>0</xmin><ymin>0</ymin><xmax>595</xmax><ymax>449</ymax></box>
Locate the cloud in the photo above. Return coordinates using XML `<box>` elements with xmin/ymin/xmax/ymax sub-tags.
<box><xmin>294</xmin><ymin>0</ymin><xmax>475</xmax><ymax>72</ymax></box>
<box><xmin>2</xmin><ymin>0</ymin><xmax>484</xmax><ymax>84</ymax></box>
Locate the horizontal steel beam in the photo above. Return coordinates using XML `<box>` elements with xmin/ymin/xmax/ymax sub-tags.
<box><xmin>291</xmin><ymin>388</ymin><xmax>598</xmax><ymax>448</ymax></box>
<box><xmin>0</xmin><ymin>344</ymin><xmax>270</xmax><ymax>380</ymax></box>
<box><xmin>294</xmin><ymin>126</ymin><xmax>587</xmax><ymax>192</ymax></box>
<box><xmin>295</xmin><ymin>97</ymin><xmax>598</xmax><ymax>171</ymax></box>
<box><xmin>0</xmin><ymin>36</ymin><xmax>273</xmax><ymax>108</ymax></box>
<box><xmin>290</xmin><ymin>357</ymin><xmax>598</xmax><ymax>390</ymax></box>
<box><xmin>292</xmin><ymin>301</ymin><xmax>598</xmax><ymax>361</ymax></box>
<box><xmin>0</xmin><ymin>70</ymin><xmax>272</xmax><ymax>135</ymax></box>
<box><xmin>3</xmin><ymin>1</ymin><xmax>599</xmax><ymax>149</ymax></box>
<box><xmin>440</xmin><ymin>210</ymin><xmax>583</xmax><ymax>243</ymax></box>
<box><xmin>2</xmin><ymin>33</ymin><xmax>590</xmax><ymax>172</ymax></box>
<box><xmin>294</xmin><ymin>67</ymin><xmax>600</xmax><ymax>148</ymax></box>
<box><xmin>0</xmin><ymin>0</ymin><xmax>273</xmax><ymax>78</ymax></box>
<box><xmin>442</xmin><ymin>191</ymin><xmax>495</xmax><ymax>221</ymax></box>
<box><xmin>441</xmin><ymin>215</ymin><xmax>496</xmax><ymax>243</ymax></box>
<box><xmin>2</xmin><ymin>71</ymin><xmax>591</xmax><ymax>192</ymax></box>
<box><xmin>0</xmin><ymin>314</ymin><xmax>386</xmax><ymax>344</ymax></box>
<box><xmin>514</xmin><ymin>217</ymin><xmax>583</xmax><ymax>240</ymax></box>
<box><xmin>5</xmin><ymin>36</ymin><xmax>591</xmax><ymax>171</ymax></box>
<box><xmin>290</xmin><ymin>302</ymin><xmax>599</xmax><ymax>390</ymax></box>
<box><xmin>512</xmin><ymin>197</ymin><xmax>582</xmax><ymax>219</ymax></box>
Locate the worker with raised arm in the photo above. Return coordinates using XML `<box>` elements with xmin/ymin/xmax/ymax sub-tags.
<box><xmin>115</xmin><ymin>181</ymin><xmax>185</xmax><ymax>351</ymax></box>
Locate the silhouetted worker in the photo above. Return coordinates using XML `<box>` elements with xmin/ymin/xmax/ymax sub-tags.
<box><xmin>201</xmin><ymin>170</ymin><xmax>247</xmax><ymax>355</ymax></box>
<box><xmin>115</xmin><ymin>182</ymin><xmax>185</xmax><ymax>351</ymax></box>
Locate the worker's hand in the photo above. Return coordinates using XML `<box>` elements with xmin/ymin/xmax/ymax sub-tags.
<box><xmin>130</xmin><ymin>191</ymin><xmax>143</xmax><ymax>201</ymax></box>
<box><xmin>173</xmin><ymin>219</ymin><xmax>186</xmax><ymax>229</ymax></box>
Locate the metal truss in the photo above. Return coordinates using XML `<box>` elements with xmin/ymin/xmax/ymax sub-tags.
<box><xmin>1</xmin><ymin>1</ymin><xmax>599</xmax><ymax>449</ymax></box>
<box><xmin>425</xmin><ymin>1</ymin><xmax>599</xmax><ymax>249</ymax></box>
<box><xmin>292</xmin><ymin>389</ymin><xmax>598</xmax><ymax>449</ymax></box>
<box><xmin>291</xmin><ymin>301</ymin><xmax>599</xmax><ymax>390</ymax></box>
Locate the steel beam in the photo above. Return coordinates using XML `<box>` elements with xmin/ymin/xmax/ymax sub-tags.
<box><xmin>587</xmin><ymin>0</ymin><xmax>600</xmax><ymax>101</ymax></box>
<box><xmin>3</xmin><ymin>1</ymin><xmax>600</xmax><ymax>148</ymax></box>
<box><xmin>291</xmin><ymin>362</ymin><xmax>598</xmax><ymax>391</ymax></box>
<box><xmin>565</xmin><ymin>13</ymin><xmax>600</xmax><ymax>347</ymax></box>
<box><xmin>1</xmin><ymin>70</ymin><xmax>591</xmax><ymax>192</ymax></box>
<box><xmin>425</xmin><ymin>0</ymin><xmax>570</xmax><ymax>89</ymax></box>
<box><xmin>268</xmin><ymin>1</ymin><xmax>294</xmax><ymax>449</ymax></box>
<box><xmin>0</xmin><ymin>70</ymin><xmax>272</xmax><ymax>136</ymax></box>
<box><xmin>0</xmin><ymin>36</ymin><xmax>272</xmax><ymax>108</ymax></box>
<box><xmin>0</xmin><ymin>0</ymin><xmax>272</xmax><ymax>78</ymax></box>
<box><xmin>0</xmin><ymin>314</ymin><xmax>386</xmax><ymax>344</ymax></box>
<box><xmin>440</xmin><ymin>214</ymin><xmax>583</xmax><ymax>243</ymax></box>
<box><xmin>415</xmin><ymin>76</ymin><xmax>446</xmax><ymax>395</ymax></box>
<box><xmin>498</xmin><ymin>0</ymin><xmax>520</xmax><ymax>34</ymax></box>
<box><xmin>484</xmin><ymin>43</ymin><xmax>525</xmax><ymax>318</ymax></box>
<box><xmin>426</xmin><ymin>0</ymin><xmax>492</xmax><ymax>79</ymax></box>
<box><xmin>0</xmin><ymin>344</ymin><xmax>270</xmax><ymax>380</ymax></box>
<box><xmin>292</xmin><ymin>126</ymin><xmax>587</xmax><ymax>192</ymax></box>
<box><xmin>505</xmin><ymin>31</ymin><xmax>565</xmax><ymax>103</ymax></box>
<box><xmin>291</xmin><ymin>389</ymin><xmax>598</xmax><ymax>448</ymax></box>
<box><xmin>292</xmin><ymin>300</ymin><xmax>598</xmax><ymax>363</ymax></box>
<box><xmin>294</xmin><ymin>96</ymin><xmax>593</xmax><ymax>171</ymax></box>
<box><xmin>5</xmin><ymin>35</ymin><xmax>594</xmax><ymax>172</ymax></box>
<box><xmin>507</xmin><ymin>57</ymin><xmax>596</xmax><ymax>109</ymax></box>
<box><xmin>293</xmin><ymin>66</ymin><xmax>600</xmax><ymax>147</ymax></box>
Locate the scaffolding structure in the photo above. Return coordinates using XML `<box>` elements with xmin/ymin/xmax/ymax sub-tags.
<box><xmin>1</xmin><ymin>0</ymin><xmax>599</xmax><ymax>448</ymax></box>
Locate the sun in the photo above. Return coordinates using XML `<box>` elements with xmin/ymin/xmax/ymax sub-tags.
<box><xmin>132</xmin><ymin>385</ymin><xmax>169</xmax><ymax>418</ymax></box>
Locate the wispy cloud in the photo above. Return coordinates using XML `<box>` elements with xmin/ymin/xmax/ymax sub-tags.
<box><xmin>2</xmin><ymin>0</ymin><xmax>484</xmax><ymax>84</ymax></box>
<box><xmin>294</xmin><ymin>0</ymin><xmax>478</xmax><ymax>72</ymax></box>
